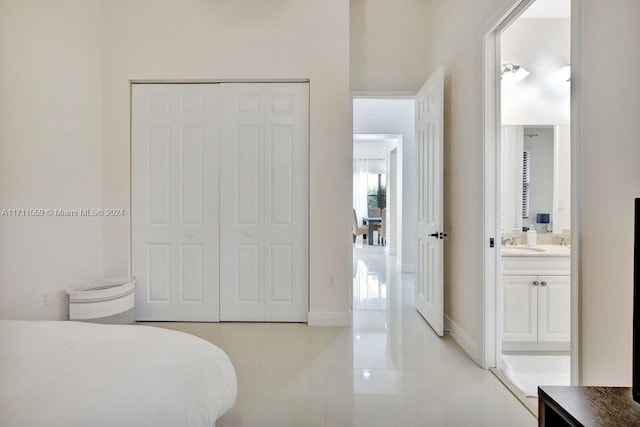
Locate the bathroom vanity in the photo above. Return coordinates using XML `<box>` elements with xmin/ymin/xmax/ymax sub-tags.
<box><xmin>501</xmin><ymin>245</ymin><xmax>571</xmax><ymax>352</ymax></box>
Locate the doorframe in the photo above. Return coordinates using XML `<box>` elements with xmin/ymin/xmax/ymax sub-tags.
<box><xmin>481</xmin><ymin>0</ymin><xmax>583</xmax><ymax>386</ymax></box>
<box><xmin>388</xmin><ymin>146</ymin><xmax>399</xmax><ymax>256</ymax></box>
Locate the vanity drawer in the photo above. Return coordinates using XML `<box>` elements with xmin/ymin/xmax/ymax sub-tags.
<box><xmin>501</xmin><ymin>256</ymin><xmax>570</xmax><ymax>275</ymax></box>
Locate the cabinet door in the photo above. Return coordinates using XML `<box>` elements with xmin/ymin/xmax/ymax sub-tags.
<box><xmin>502</xmin><ymin>275</ymin><xmax>538</xmax><ymax>342</ymax></box>
<box><xmin>538</xmin><ymin>275</ymin><xmax>571</xmax><ymax>342</ymax></box>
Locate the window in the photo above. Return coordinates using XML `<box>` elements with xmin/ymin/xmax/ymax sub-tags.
<box><xmin>367</xmin><ymin>173</ymin><xmax>386</xmax><ymax>208</ymax></box>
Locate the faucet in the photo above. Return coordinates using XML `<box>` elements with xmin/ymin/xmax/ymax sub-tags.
<box><xmin>556</xmin><ymin>236</ymin><xmax>568</xmax><ymax>246</ymax></box>
<box><xmin>501</xmin><ymin>235</ymin><xmax>521</xmax><ymax>246</ymax></box>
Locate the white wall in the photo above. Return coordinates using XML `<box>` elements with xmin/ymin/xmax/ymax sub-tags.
<box><xmin>352</xmin><ymin>98</ymin><xmax>415</xmax><ymax>270</ymax></box>
<box><xmin>353</xmin><ymin>139</ymin><xmax>389</xmax><ymax>160</ymax></box>
<box><xmin>501</xmin><ymin>18</ymin><xmax>571</xmax><ymax>125</ymax></box>
<box><xmin>0</xmin><ymin>0</ymin><xmax>103</xmax><ymax>319</ymax></box>
<box><xmin>101</xmin><ymin>0</ymin><xmax>352</xmax><ymax>324</ymax></box>
<box><xmin>579</xmin><ymin>0</ymin><xmax>640</xmax><ymax>385</ymax></box>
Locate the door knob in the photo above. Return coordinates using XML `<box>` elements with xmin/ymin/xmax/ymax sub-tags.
<box><xmin>428</xmin><ymin>232</ymin><xmax>448</xmax><ymax>239</ymax></box>
<box><xmin>533</xmin><ymin>281</ymin><xmax>539</xmax><ymax>286</ymax></box>
<box><xmin>540</xmin><ymin>281</ymin><xmax>547</xmax><ymax>286</ymax></box>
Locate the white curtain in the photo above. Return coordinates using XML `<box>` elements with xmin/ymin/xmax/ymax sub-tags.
<box><xmin>353</xmin><ymin>158</ymin><xmax>369</xmax><ymax>221</ymax></box>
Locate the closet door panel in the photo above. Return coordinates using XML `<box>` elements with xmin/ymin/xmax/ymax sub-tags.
<box><xmin>220</xmin><ymin>85</ymin><xmax>266</xmax><ymax>321</ymax></box>
<box><xmin>132</xmin><ymin>84</ymin><xmax>220</xmax><ymax>321</ymax></box>
<box><xmin>264</xmin><ymin>84</ymin><xmax>308</xmax><ymax>322</ymax></box>
<box><xmin>220</xmin><ymin>83</ymin><xmax>308</xmax><ymax>322</ymax></box>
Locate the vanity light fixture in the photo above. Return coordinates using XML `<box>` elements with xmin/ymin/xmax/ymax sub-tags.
<box><xmin>556</xmin><ymin>64</ymin><xmax>571</xmax><ymax>82</ymax></box>
<box><xmin>501</xmin><ymin>63</ymin><xmax>530</xmax><ymax>82</ymax></box>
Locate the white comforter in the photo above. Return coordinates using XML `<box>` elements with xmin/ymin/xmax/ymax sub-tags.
<box><xmin>0</xmin><ymin>321</ymin><xmax>237</xmax><ymax>427</ymax></box>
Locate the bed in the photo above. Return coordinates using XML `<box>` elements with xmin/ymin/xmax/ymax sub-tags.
<box><xmin>0</xmin><ymin>320</ymin><xmax>237</xmax><ymax>427</ymax></box>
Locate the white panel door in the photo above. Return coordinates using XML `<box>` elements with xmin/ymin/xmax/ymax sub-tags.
<box><xmin>132</xmin><ymin>84</ymin><xmax>220</xmax><ymax>321</ymax></box>
<box><xmin>220</xmin><ymin>83</ymin><xmax>309</xmax><ymax>322</ymax></box>
<box><xmin>537</xmin><ymin>275</ymin><xmax>571</xmax><ymax>342</ymax></box>
<box><xmin>416</xmin><ymin>66</ymin><xmax>445</xmax><ymax>336</ymax></box>
<box><xmin>501</xmin><ymin>275</ymin><xmax>538</xmax><ymax>342</ymax></box>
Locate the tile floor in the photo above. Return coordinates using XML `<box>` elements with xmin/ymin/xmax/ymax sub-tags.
<box><xmin>145</xmin><ymin>243</ymin><xmax>535</xmax><ymax>426</ymax></box>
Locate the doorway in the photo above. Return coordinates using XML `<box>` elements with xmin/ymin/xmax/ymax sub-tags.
<box><xmin>352</xmin><ymin>135</ymin><xmax>395</xmax><ymax>250</ymax></box>
<box><xmin>352</xmin><ymin>73</ymin><xmax>445</xmax><ymax>337</ymax></box>
<box><xmin>482</xmin><ymin>0</ymin><xmax>580</xmax><ymax>410</ymax></box>
<box><xmin>352</xmin><ymin>97</ymin><xmax>416</xmax><ymax>271</ymax></box>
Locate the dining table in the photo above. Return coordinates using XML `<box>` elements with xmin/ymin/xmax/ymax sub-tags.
<box><xmin>362</xmin><ymin>216</ymin><xmax>382</xmax><ymax>245</ymax></box>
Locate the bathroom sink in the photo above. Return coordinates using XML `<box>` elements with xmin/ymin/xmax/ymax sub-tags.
<box><xmin>501</xmin><ymin>246</ymin><xmax>546</xmax><ymax>254</ymax></box>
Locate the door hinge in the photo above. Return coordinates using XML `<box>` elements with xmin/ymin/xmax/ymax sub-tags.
<box><xmin>489</xmin><ymin>237</ymin><xmax>495</xmax><ymax>248</ymax></box>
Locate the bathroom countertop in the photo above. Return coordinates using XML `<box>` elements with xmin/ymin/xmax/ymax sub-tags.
<box><xmin>500</xmin><ymin>244</ymin><xmax>571</xmax><ymax>257</ymax></box>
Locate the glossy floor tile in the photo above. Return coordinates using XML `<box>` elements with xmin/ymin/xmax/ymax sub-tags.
<box><xmin>145</xmin><ymin>244</ymin><xmax>535</xmax><ymax>426</ymax></box>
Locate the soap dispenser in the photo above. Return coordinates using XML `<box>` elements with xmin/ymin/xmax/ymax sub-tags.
<box><xmin>527</xmin><ymin>227</ymin><xmax>537</xmax><ymax>246</ymax></box>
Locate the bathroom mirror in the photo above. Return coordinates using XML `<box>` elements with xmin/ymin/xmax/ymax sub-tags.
<box><xmin>500</xmin><ymin>124</ymin><xmax>570</xmax><ymax>234</ymax></box>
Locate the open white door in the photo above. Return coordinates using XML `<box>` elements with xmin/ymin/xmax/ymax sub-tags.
<box><xmin>415</xmin><ymin>66</ymin><xmax>445</xmax><ymax>336</ymax></box>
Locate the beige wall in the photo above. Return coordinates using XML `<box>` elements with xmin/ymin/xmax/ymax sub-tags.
<box><xmin>0</xmin><ymin>0</ymin><xmax>352</xmax><ymax>322</ymax></box>
<box><xmin>579</xmin><ymin>0</ymin><xmax>640</xmax><ymax>385</ymax></box>
<box><xmin>422</xmin><ymin>0</ymin><xmax>640</xmax><ymax>384</ymax></box>
<box><xmin>422</xmin><ymin>0</ymin><xmax>505</xmax><ymax>362</ymax></box>
<box><xmin>350</xmin><ymin>0</ymin><xmax>432</xmax><ymax>92</ymax></box>
<box><xmin>101</xmin><ymin>0</ymin><xmax>352</xmax><ymax>321</ymax></box>
<box><xmin>0</xmin><ymin>0</ymin><xmax>103</xmax><ymax>319</ymax></box>
<box><xmin>3</xmin><ymin>0</ymin><xmax>639</xmax><ymax>387</ymax></box>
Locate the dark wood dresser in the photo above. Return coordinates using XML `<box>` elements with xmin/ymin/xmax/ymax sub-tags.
<box><xmin>538</xmin><ymin>386</ymin><xmax>640</xmax><ymax>426</ymax></box>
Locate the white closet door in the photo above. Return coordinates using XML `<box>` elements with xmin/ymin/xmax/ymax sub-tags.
<box><xmin>220</xmin><ymin>83</ymin><xmax>309</xmax><ymax>322</ymax></box>
<box><xmin>132</xmin><ymin>84</ymin><xmax>220</xmax><ymax>321</ymax></box>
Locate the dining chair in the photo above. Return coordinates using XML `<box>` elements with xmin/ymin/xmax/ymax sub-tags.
<box><xmin>352</xmin><ymin>209</ymin><xmax>368</xmax><ymax>244</ymax></box>
<box><xmin>379</xmin><ymin>208</ymin><xmax>386</xmax><ymax>246</ymax></box>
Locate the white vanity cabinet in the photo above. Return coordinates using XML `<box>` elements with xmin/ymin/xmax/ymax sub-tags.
<box><xmin>501</xmin><ymin>255</ymin><xmax>570</xmax><ymax>351</ymax></box>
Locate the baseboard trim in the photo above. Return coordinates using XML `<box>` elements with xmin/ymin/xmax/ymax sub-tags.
<box><xmin>401</xmin><ymin>263</ymin><xmax>415</xmax><ymax>273</ymax></box>
<box><xmin>489</xmin><ymin>368</ymin><xmax>537</xmax><ymax>417</ymax></box>
<box><xmin>445</xmin><ymin>314</ymin><xmax>482</xmax><ymax>366</ymax></box>
<box><xmin>307</xmin><ymin>311</ymin><xmax>352</xmax><ymax>326</ymax></box>
<box><xmin>502</xmin><ymin>342</ymin><xmax>571</xmax><ymax>352</ymax></box>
